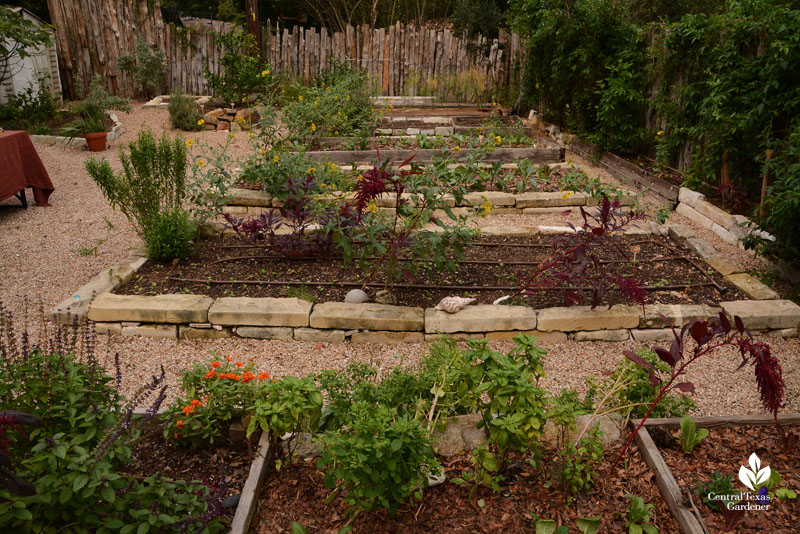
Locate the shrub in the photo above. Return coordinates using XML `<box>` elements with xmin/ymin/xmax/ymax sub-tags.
<box><xmin>205</xmin><ymin>29</ymin><xmax>278</xmax><ymax>105</ymax></box>
<box><xmin>117</xmin><ymin>40</ymin><xmax>166</xmax><ymax>98</ymax></box>
<box><xmin>318</xmin><ymin>402</ymin><xmax>440</xmax><ymax>517</ymax></box>
<box><xmin>61</xmin><ymin>79</ymin><xmax>132</xmax><ymax>137</ymax></box>
<box><xmin>0</xmin><ymin>75</ymin><xmax>58</xmax><ymax>131</ymax></box>
<box><xmin>144</xmin><ymin>207</ymin><xmax>197</xmax><ymax>262</ymax></box>
<box><xmin>0</xmin><ymin>302</ymin><xmax>224</xmax><ymax>533</ymax></box>
<box><xmin>611</xmin><ymin>347</ymin><xmax>696</xmax><ymax>420</ymax></box>
<box><xmin>280</xmin><ymin>61</ymin><xmax>377</xmax><ymax>141</ymax></box>
<box><xmin>86</xmin><ymin>127</ymin><xmax>192</xmax><ymax>260</ymax></box>
<box><xmin>168</xmin><ymin>90</ymin><xmax>203</xmax><ymax>131</ymax></box>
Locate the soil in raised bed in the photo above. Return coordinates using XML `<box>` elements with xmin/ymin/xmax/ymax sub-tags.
<box><xmin>250</xmin><ymin>441</ymin><xmax>680</xmax><ymax>534</ymax></box>
<box><xmin>658</xmin><ymin>423</ymin><xmax>800</xmax><ymax>533</ymax></box>
<box><xmin>122</xmin><ymin>428</ymin><xmax>254</xmax><ymax>525</ymax></box>
<box><xmin>235</xmin><ymin>166</ymin><xmax>571</xmax><ymax>194</ymax></box>
<box><xmin>117</xmin><ymin>234</ymin><xmax>743</xmax><ymax>309</ymax></box>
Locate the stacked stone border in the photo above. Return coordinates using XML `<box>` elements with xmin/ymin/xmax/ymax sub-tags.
<box><xmin>29</xmin><ymin>112</ymin><xmax>125</xmax><ymax>150</ymax></box>
<box><xmin>301</xmin><ymin>142</ymin><xmax>564</xmax><ymax>164</ymax></box>
<box><xmin>221</xmin><ymin>180</ymin><xmax>638</xmax><ymax>218</ymax></box>
<box><xmin>633</xmin><ymin>414</ymin><xmax>800</xmax><ymax>534</ymax></box>
<box><xmin>53</xmin><ymin>225</ymin><xmax>800</xmax><ymax>342</ymax></box>
<box><xmin>374</xmin><ymin>115</ymin><xmax>534</xmax><ymax>136</ymax></box>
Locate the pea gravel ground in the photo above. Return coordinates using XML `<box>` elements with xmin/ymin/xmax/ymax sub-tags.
<box><xmin>1</xmin><ymin>103</ymin><xmax>797</xmax><ymax>416</ymax></box>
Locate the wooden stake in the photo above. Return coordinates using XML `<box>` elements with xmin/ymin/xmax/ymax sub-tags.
<box><xmin>759</xmin><ymin>149</ymin><xmax>774</xmax><ymax>220</ymax></box>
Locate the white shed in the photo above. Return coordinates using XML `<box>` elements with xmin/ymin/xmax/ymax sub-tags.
<box><xmin>0</xmin><ymin>7</ymin><xmax>62</xmax><ymax>105</ymax></box>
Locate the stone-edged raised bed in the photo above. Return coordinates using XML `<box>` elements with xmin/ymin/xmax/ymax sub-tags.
<box><xmin>632</xmin><ymin>414</ymin><xmax>800</xmax><ymax>534</ymax></box>
<box><xmin>219</xmin><ymin>186</ymin><xmax>639</xmax><ymax>218</ymax></box>
<box><xmin>301</xmin><ymin>143</ymin><xmax>565</xmax><ymax>164</ymax></box>
<box><xmin>60</xmin><ymin>224</ymin><xmax>800</xmax><ymax>342</ymax></box>
<box><xmin>29</xmin><ymin>112</ymin><xmax>126</xmax><ymax>150</ymax></box>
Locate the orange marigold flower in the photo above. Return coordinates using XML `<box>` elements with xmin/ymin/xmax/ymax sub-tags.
<box><xmin>225</xmin><ymin>356</ymin><xmax>232</xmax><ymax>362</ymax></box>
<box><xmin>183</xmin><ymin>405</ymin><xmax>195</xmax><ymax>415</ymax></box>
<box><xmin>176</xmin><ymin>420</ymin><xmax>185</xmax><ymax>428</ymax></box>
<box><xmin>205</xmin><ymin>369</ymin><xmax>216</xmax><ymax>379</ymax></box>
<box><xmin>235</xmin><ymin>361</ymin><xmax>243</xmax><ymax>367</ymax></box>
<box><xmin>258</xmin><ymin>372</ymin><xmax>271</xmax><ymax>381</ymax></box>
<box><xmin>190</xmin><ymin>399</ymin><xmax>202</xmax><ymax>407</ymax></box>
<box><xmin>211</xmin><ymin>361</ymin><xmax>221</xmax><ymax>368</ymax></box>
<box><xmin>204</xmin><ymin>396</ymin><xmax>209</xmax><ymax>404</ymax></box>
<box><xmin>242</xmin><ymin>371</ymin><xmax>256</xmax><ymax>383</ymax></box>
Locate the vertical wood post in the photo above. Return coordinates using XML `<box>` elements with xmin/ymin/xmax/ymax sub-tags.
<box><xmin>245</xmin><ymin>0</ymin><xmax>262</xmax><ymax>57</ymax></box>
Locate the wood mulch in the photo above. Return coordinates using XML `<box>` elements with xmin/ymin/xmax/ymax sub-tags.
<box><xmin>122</xmin><ymin>428</ymin><xmax>254</xmax><ymax>524</ymax></box>
<box><xmin>658</xmin><ymin>424</ymin><xmax>800</xmax><ymax>533</ymax></box>
<box><xmin>250</xmin><ymin>441</ymin><xmax>679</xmax><ymax>534</ymax></box>
<box><xmin>117</xmin><ymin>234</ymin><xmax>743</xmax><ymax>309</ymax></box>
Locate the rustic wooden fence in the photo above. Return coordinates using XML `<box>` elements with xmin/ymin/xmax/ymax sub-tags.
<box><xmin>45</xmin><ymin>0</ymin><xmax>523</xmax><ymax>102</ymax></box>
<box><xmin>162</xmin><ymin>20</ymin><xmax>523</xmax><ymax>101</ymax></box>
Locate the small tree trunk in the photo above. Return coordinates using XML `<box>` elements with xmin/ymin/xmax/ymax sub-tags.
<box><xmin>759</xmin><ymin>149</ymin><xmax>774</xmax><ymax>220</ymax></box>
<box><xmin>720</xmin><ymin>146</ymin><xmax>730</xmax><ymax>187</ymax></box>
<box><xmin>245</xmin><ymin>0</ymin><xmax>262</xmax><ymax>57</ymax></box>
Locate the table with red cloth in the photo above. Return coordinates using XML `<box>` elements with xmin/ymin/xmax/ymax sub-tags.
<box><xmin>0</xmin><ymin>130</ymin><xmax>54</xmax><ymax>207</ymax></box>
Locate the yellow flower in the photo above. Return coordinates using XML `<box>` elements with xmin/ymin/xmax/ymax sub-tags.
<box><xmin>273</xmin><ymin>155</ymin><xmax>279</xmax><ymax>163</ymax></box>
<box><xmin>346</xmin><ymin>95</ymin><xmax>350</xmax><ymax>100</ymax></box>
<box><xmin>229</xmin><ymin>133</ymin><xmax>235</xmax><ymax>140</ymax></box>
<box><xmin>657</xmin><ymin>130</ymin><xmax>664</xmax><ymax>136</ymax></box>
<box><xmin>325</xmin><ymin>87</ymin><xmax>331</xmax><ymax>91</ymax></box>
<box><xmin>261</xmin><ymin>69</ymin><xmax>270</xmax><ymax>77</ymax></box>
<box><xmin>495</xmin><ymin>136</ymin><xmax>502</xmax><ymax>145</ymax></box>
<box><xmin>561</xmin><ymin>191</ymin><xmax>574</xmax><ymax>200</ymax></box>
<box><xmin>186</xmin><ymin>138</ymin><xmax>194</xmax><ymax>147</ymax></box>
<box><xmin>298</xmin><ymin>95</ymin><xmax>303</xmax><ymax>101</ymax></box>
<box><xmin>331</xmin><ymin>184</ymin><xmax>337</xmax><ymax>190</ymax></box>
<box><xmin>241</xmin><ymin>97</ymin><xmax>246</xmax><ymax>102</ymax></box>
<box><xmin>455</xmin><ymin>145</ymin><xmax>461</xmax><ymax>153</ymax></box>
<box><xmin>258</xmin><ymin>148</ymin><xmax>266</xmax><ymax>154</ymax></box>
<box><xmin>306</xmin><ymin>167</ymin><xmax>316</xmax><ymax>174</ymax></box>
<box><xmin>311</xmin><ymin>123</ymin><xmax>317</xmax><ymax>132</ymax></box>
<box><xmin>248</xmin><ymin>132</ymin><xmax>254</xmax><ymax>138</ymax></box>
<box><xmin>197</xmin><ymin>119</ymin><xmax>205</xmax><ymax>126</ymax></box>
<box><xmin>197</xmin><ymin>159</ymin><xmax>205</xmax><ymax>167</ymax></box>
<box><xmin>480</xmin><ymin>197</ymin><xmax>492</xmax><ymax>216</ymax></box>
<box><xmin>367</xmin><ymin>202</ymin><xmax>378</xmax><ymax>213</ymax></box>
<box><xmin>389</xmin><ymin>104</ymin><xmax>394</xmax><ymax>110</ymax></box>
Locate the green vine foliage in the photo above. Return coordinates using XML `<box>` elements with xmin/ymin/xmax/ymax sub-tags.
<box><xmin>509</xmin><ymin>0</ymin><xmax>800</xmax><ymax>264</ymax></box>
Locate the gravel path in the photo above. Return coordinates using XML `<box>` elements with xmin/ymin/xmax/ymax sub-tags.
<box><xmin>1</xmin><ymin>104</ymin><xmax>797</xmax><ymax>418</ymax></box>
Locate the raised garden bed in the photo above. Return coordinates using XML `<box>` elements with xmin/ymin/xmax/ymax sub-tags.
<box><xmin>250</xmin><ymin>440</ymin><xmax>679</xmax><ymax>533</ymax></box>
<box><xmin>122</xmin><ymin>429</ymin><xmax>252</xmax><ymax>527</ymax></box>
<box><xmin>301</xmin><ymin>144</ymin><xmax>564</xmax><ymax>164</ymax></box>
<box><xmin>634</xmin><ymin>415</ymin><xmax>800</xmax><ymax>534</ymax></box>
<box><xmin>64</xmin><ymin>223</ymin><xmax>800</xmax><ymax>343</ymax></box>
<box><xmin>117</xmin><ymin>234</ymin><xmax>743</xmax><ymax>309</ymax></box>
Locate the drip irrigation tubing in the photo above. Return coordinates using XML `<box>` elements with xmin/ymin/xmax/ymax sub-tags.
<box><xmin>167</xmin><ymin>277</ymin><xmax>720</xmax><ymax>292</ymax></box>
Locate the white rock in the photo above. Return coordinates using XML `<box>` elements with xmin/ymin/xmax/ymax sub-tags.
<box><xmin>344</xmin><ymin>289</ymin><xmax>369</xmax><ymax>303</ymax></box>
<box><xmin>434</xmin><ymin>296</ymin><xmax>476</xmax><ymax>314</ymax></box>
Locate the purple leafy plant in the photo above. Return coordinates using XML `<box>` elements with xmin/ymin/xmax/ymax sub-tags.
<box><xmin>614</xmin><ymin>312</ymin><xmax>787</xmax><ymax>467</ymax></box>
<box><xmin>511</xmin><ymin>196</ymin><xmax>649</xmax><ymax>309</ymax></box>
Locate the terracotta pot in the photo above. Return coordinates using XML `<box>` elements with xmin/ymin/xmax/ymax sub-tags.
<box><xmin>84</xmin><ymin>131</ymin><xmax>107</xmax><ymax>152</ymax></box>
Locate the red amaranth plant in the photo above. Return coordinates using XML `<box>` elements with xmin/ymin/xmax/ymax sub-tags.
<box><xmin>511</xmin><ymin>196</ymin><xmax>649</xmax><ymax>309</ymax></box>
<box><xmin>614</xmin><ymin>312</ymin><xmax>788</xmax><ymax>467</ymax></box>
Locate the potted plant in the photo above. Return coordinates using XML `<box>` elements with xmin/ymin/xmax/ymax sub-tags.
<box><xmin>61</xmin><ymin>79</ymin><xmax>132</xmax><ymax>152</ymax></box>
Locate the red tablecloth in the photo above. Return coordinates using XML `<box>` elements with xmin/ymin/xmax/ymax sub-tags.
<box><xmin>0</xmin><ymin>130</ymin><xmax>54</xmax><ymax>206</ymax></box>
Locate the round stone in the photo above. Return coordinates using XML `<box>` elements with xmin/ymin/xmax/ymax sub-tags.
<box><xmin>344</xmin><ymin>289</ymin><xmax>369</xmax><ymax>303</ymax></box>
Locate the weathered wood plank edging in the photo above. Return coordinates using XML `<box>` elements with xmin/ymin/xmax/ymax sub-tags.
<box><xmin>229</xmin><ymin>431</ymin><xmax>272</xmax><ymax>534</ymax></box>
<box><xmin>568</xmin><ymin>138</ymin><xmax>679</xmax><ymax>204</ymax></box>
<box><xmin>632</xmin><ymin>426</ymin><xmax>705</xmax><ymax>534</ymax></box>
<box><xmin>632</xmin><ymin>413</ymin><xmax>800</xmax><ymax>534</ymax></box>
